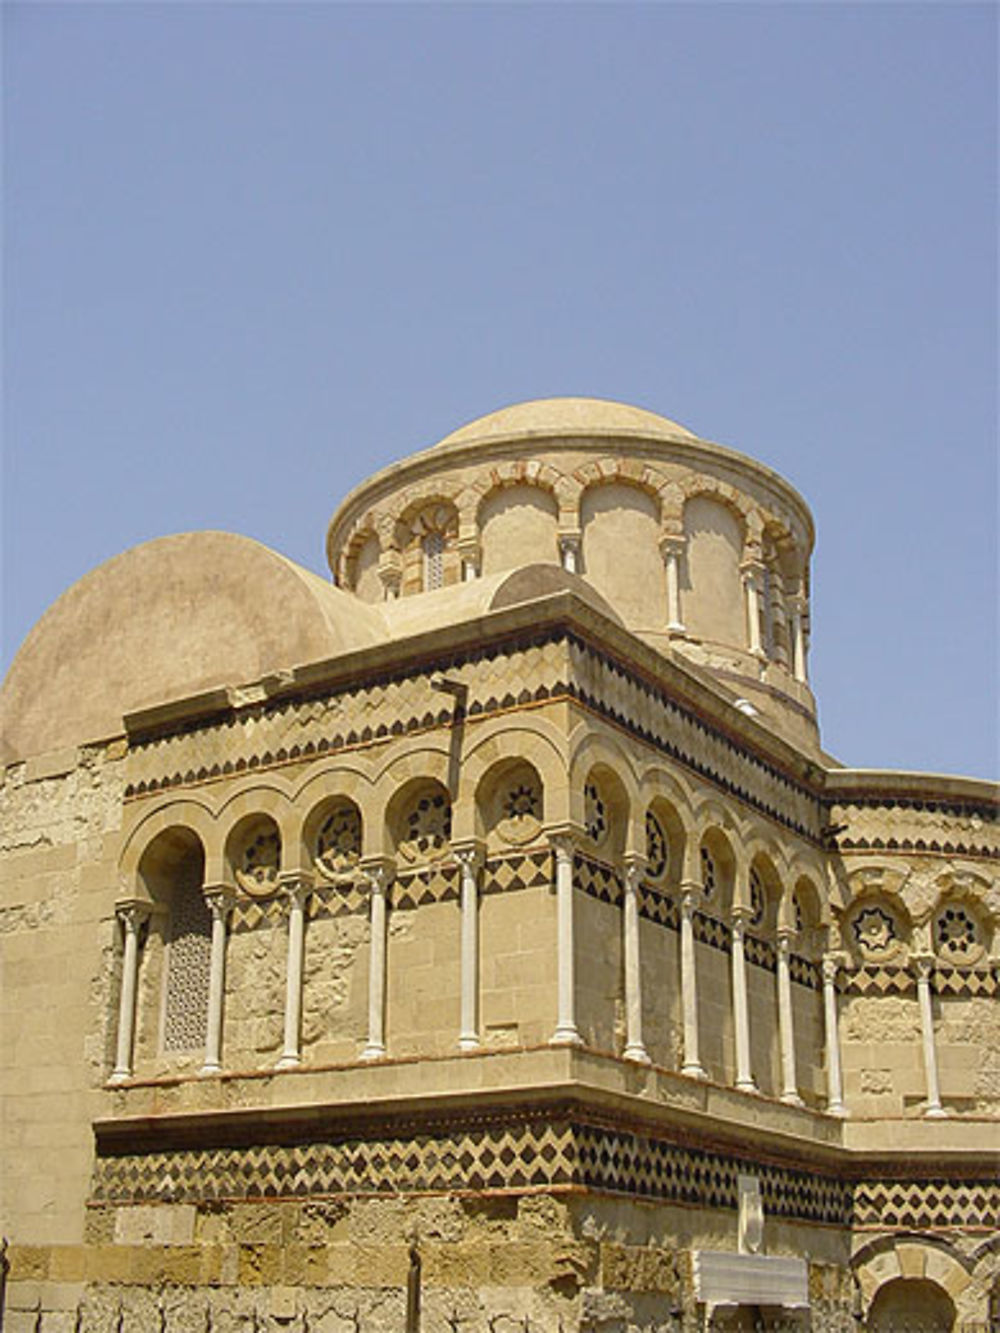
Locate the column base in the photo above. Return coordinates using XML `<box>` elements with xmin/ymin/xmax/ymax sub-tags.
<box><xmin>275</xmin><ymin>1052</ymin><xmax>302</xmax><ymax>1070</ymax></box>
<box><xmin>623</xmin><ymin>1043</ymin><xmax>651</xmax><ymax>1064</ymax></box>
<box><xmin>360</xmin><ymin>1043</ymin><xmax>386</xmax><ymax>1062</ymax></box>
<box><xmin>681</xmin><ymin>1062</ymin><xmax>707</xmax><ymax>1080</ymax></box>
<box><xmin>108</xmin><ymin>1069</ymin><xmax>131</xmax><ymax>1085</ymax></box>
<box><xmin>550</xmin><ymin>1025</ymin><xmax>583</xmax><ymax>1047</ymax></box>
<box><xmin>199</xmin><ymin>1062</ymin><xmax>222</xmax><ymax>1078</ymax></box>
<box><xmin>736</xmin><ymin>1078</ymin><xmax>759</xmax><ymax>1095</ymax></box>
<box><xmin>458</xmin><ymin>1035</ymin><xmax>481</xmax><ymax>1052</ymax></box>
<box><xmin>826</xmin><ymin>1100</ymin><xmax>848</xmax><ymax>1118</ymax></box>
<box><xmin>924</xmin><ymin>1104</ymin><xmax>948</xmax><ymax>1119</ymax></box>
<box><xmin>780</xmin><ymin>1091</ymin><xmax>805</xmax><ymax>1108</ymax></box>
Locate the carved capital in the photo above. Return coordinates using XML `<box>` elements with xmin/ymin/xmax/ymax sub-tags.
<box><xmin>203</xmin><ymin>883</ymin><xmax>236</xmax><ymax>922</ymax></box>
<box><xmin>452</xmin><ymin>842</ymin><xmax>485</xmax><ymax>874</ymax></box>
<box><xmin>360</xmin><ymin>858</ymin><xmax>394</xmax><ymax>896</ymax></box>
<box><xmin>115</xmin><ymin>900</ymin><xmax>150</xmax><ymax>935</ymax></box>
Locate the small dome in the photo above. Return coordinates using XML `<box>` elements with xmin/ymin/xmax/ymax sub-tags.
<box><xmin>434</xmin><ymin>397</ymin><xmax>698</xmax><ymax>450</ymax></box>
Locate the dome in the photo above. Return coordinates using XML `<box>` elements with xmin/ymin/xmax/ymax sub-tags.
<box><xmin>0</xmin><ymin>532</ymin><xmax>387</xmax><ymax>763</ymax></box>
<box><xmin>433</xmin><ymin>397</ymin><xmax>698</xmax><ymax>450</ymax></box>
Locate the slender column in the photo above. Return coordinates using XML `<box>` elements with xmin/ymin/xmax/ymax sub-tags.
<box><xmin>790</xmin><ymin>597</ymin><xmax>808</xmax><ymax>683</ymax></box>
<box><xmin>822</xmin><ymin>952</ymin><xmax>847</xmax><ymax>1116</ymax></box>
<box><xmin>550</xmin><ymin>836</ymin><xmax>582</xmax><ymax>1046</ymax></box>
<box><xmin>679</xmin><ymin>884</ymin><xmax>706</xmax><ymax>1078</ymax></box>
<box><xmin>622</xmin><ymin>857</ymin><xmax>650</xmax><ymax>1063</ymax></box>
<box><xmin>776</xmin><ymin>930</ymin><xmax>803</xmax><ymax>1105</ymax></box>
<box><xmin>741</xmin><ymin>562</ymin><xmax>765</xmax><ymax>658</ymax></box>
<box><xmin>558</xmin><ymin>534</ymin><xmax>581</xmax><ymax>575</ymax></box>
<box><xmin>455</xmin><ymin>845</ymin><xmax>483</xmax><ymax>1051</ymax></box>
<box><xmin>201</xmin><ymin>886</ymin><xmax>235</xmax><ymax>1076</ymax></box>
<box><xmin>660</xmin><ymin>536</ymin><xmax>685</xmax><ymax>633</ymax></box>
<box><xmin>362</xmin><ymin>864</ymin><xmax>391</xmax><ymax>1060</ymax></box>
<box><xmin>110</xmin><ymin>902</ymin><xmax>149</xmax><ymax>1083</ymax></box>
<box><xmin>731</xmin><ymin>909</ymin><xmax>756</xmax><ymax>1093</ymax></box>
<box><xmin>276</xmin><ymin>877</ymin><xmax>310</xmax><ymax>1069</ymax></box>
<box><xmin>914</xmin><ymin>955</ymin><xmax>946</xmax><ymax>1118</ymax></box>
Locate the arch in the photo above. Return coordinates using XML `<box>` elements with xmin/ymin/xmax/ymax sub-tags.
<box><xmin>696</xmin><ymin>823</ymin><xmax>737</xmax><ymax>915</ymax></box>
<box><xmin>852</xmin><ymin>1237</ymin><xmax>973</xmax><ymax>1330</ymax></box>
<box><xmin>868</xmin><ymin>1278</ymin><xmax>956</xmax><ymax>1330</ymax></box>
<box><xmin>568</xmin><ymin>730</ymin><xmax>641</xmax><ymax>847</ymax></box>
<box><xmin>473</xmin><ymin>755</ymin><xmax>546</xmax><ymax>853</ymax></box>
<box><xmin>643</xmin><ymin>792</ymin><xmax>687</xmax><ymax>891</ymax></box>
<box><xmin>216</xmin><ymin>782</ymin><xmax>297</xmax><ymax>868</ymax></box>
<box><xmin>224</xmin><ymin>811</ymin><xmax>282</xmax><ymax>897</ymax></box>
<box><xmin>478</xmin><ymin>482</ymin><xmax>560</xmax><ymax>576</ymax></box>
<box><xmin>385</xmin><ymin>774</ymin><xmax>453</xmax><ymax>866</ymax></box>
<box><xmin>459</xmin><ymin>718</ymin><xmax>567</xmax><ymax>814</ymax></box>
<box><xmin>580</xmin><ymin>479</ymin><xmax>666</xmax><ymax>629</ymax></box>
<box><xmin>681</xmin><ymin>492</ymin><xmax>745</xmax><ymax>647</ymax></box>
<box><xmin>119</xmin><ymin>799</ymin><xmax>218</xmax><ymax>888</ymax></box>
<box><xmin>744</xmin><ymin>848</ymin><xmax>782</xmax><ymax>933</ymax></box>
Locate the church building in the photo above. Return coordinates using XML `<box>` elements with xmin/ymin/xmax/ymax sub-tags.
<box><xmin>1</xmin><ymin>399</ymin><xmax>997</xmax><ymax>1330</ymax></box>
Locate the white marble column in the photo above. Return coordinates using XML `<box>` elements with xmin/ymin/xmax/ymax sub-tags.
<box><xmin>679</xmin><ymin>884</ymin><xmax>706</xmax><ymax>1078</ymax></box>
<box><xmin>660</xmin><ymin>536</ymin><xmax>685</xmax><ymax>633</ymax></box>
<box><xmin>622</xmin><ymin>857</ymin><xmax>651</xmax><ymax>1063</ymax></box>
<box><xmin>110</xmin><ymin>902</ymin><xmax>149</xmax><ymax>1083</ymax></box>
<box><xmin>775</xmin><ymin>930</ymin><xmax>803</xmax><ymax>1106</ymax></box>
<box><xmin>201</xmin><ymin>886</ymin><xmax>235</xmax><ymax>1076</ymax></box>
<box><xmin>362</xmin><ymin>864</ymin><xmax>391</xmax><ymax>1060</ymax></box>
<box><xmin>790</xmin><ymin>597</ymin><xmax>808</xmax><ymax>683</ymax></box>
<box><xmin>277</xmin><ymin>877</ymin><xmax>310</xmax><ymax>1069</ymax></box>
<box><xmin>822</xmin><ymin>952</ymin><xmax>847</xmax><ymax>1116</ymax></box>
<box><xmin>455</xmin><ymin>845</ymin><xmax>483</xmax><ymax>1051</ymax></box>
<box><xmin>914</xmin><ymin>955</ymin><xmax>946</xmax><ymax>1118</ymax></box>
<box><xmin>558</xmin><ymin>534</ymin><xmax>581</xmax><ymax>575</ymax></box>
<box><xmin>731</xmin><ymin>909</ymin><xmax>756</xmax><ymax>1093</ymax></box>
<box><xmin>550</xmin><ymin>835</ymin><xmax>582</xmax><ymax>1046</ymax></box>
<box><xmin>741</xmin><ymin>563</ymin><xmax>765</xmax><ymax>658</ymax></box>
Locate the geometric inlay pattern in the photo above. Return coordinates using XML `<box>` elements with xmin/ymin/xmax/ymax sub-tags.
<box><xmin>844</xmin><ymin>966</ymin><xmax>916</xmax><ymax>997</ymax></box>
<box><xmin>482</xmin><ymin>849</ymin><xmax>552</xmax><ymax>898</ymax></box>
<box><xmin>853</xmin><ymin>1178</ymin><xmax>1000</xmax><ymax>1230</ymax></box>
<box><xmin>638</xmin><ymin>882</ymin><xmax>680</xmax><ymax>930</ymax></box>
<box><xmin>575</xmin><ymin>1124</ymin><xmax>852</xmax><ymax>1226</ymax></box>
<box><xmin>92</xmin><ymin>1113</ymin><xmax>867</xmax><ymax>1230</ymax></box>
<box><xmin>931</xmin><ymin>965</ymin><xmax>998</xmax><ymax>998</ymax></box>
<box><xmin>788</xmin><ymin>953</ymin><xmax>823</xmax><ymax>991</ymax></box>
<box><xmin>392</xmin><ymin>863</ymin><xmax>460</xmax><ymax>910</ymax></box>
<box><xmin>574</xmin><ymin>853</ymin><xmax>622</xmax><ymax>908</ymax></box>
<box><xmin>693</xmin><ymin>911</ymin><xmax>731</xmax><ymax>953</ymax></box>
<box><xmin>231</xmin><ymin>895</ymin><xmax>287</xmax><ymax>935</ymax></box>
<box><xmin>744</xmin><ymin>933</ymin><xmax>777</xmax><ymax>972</ymax></box>
<box><xmin>309</xmin><ymin>880</ymin><xmax>368</xmax><ymax>923</ymax></box>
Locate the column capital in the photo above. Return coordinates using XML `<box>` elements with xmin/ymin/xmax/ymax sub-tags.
<box><xmin>278</xmin><ymin>872</ymin><xmax>313</xmax><ymax>909</ymax></box>
<box><xmin>547</xmin><ymin>827</ymin><xmax>581</xmax><ymax>863</ymax></box>
<box><xmin>740</xmin><ymin>558</ymin><xmax>766</xmax><ymax>582</ymax></box>
<box><xmin>622</xmin><ymin>853</ymin><xmax>646</xmax><ymax>890</ymax></box>
<box><xmin>679</xmin><ymin>880</ymin><xmax>703</xmax><ymax>913</ymax></box>
<box><xmin>821</xmin><ymin>951</ymin><xmax>845</xmax><ymax>984</ymax></box>
<box><xmin>911</xmin><ymin>952</ymin><xmax>935</xmax><ymax>980</ymax></box>
<box><xmin>115</xmin><ymin>899</ymin><xmax>151</xmax><ymax>932</ymax></box>
<box><xmin>203</xmin><ymin>883</ymin><xmax>236</xmax><ymax>916</ymax></box>
<box><xmin>451</xmin><ymin>840</ymin><xmax>485</xmax><ymax>872</ymax></box>
<box><xmin>659</xmin><ymin>533</ymin><xmax>686</xmax><ymax>561</ymax></box>
<box><xmin>775</xmin><ymin>927</ymin><xmax>796</xmax><ymax>954</ymax></box>
<box><xmin>360</xmin><ymin>858</ymin><xmax>394</xmax><ymax>894</ymax></box>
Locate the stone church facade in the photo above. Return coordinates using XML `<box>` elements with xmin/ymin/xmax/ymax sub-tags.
<box><xmin>1</xmin><ymin>399</ymin><xmax>997</xmax><ymax>1331</ymax></box>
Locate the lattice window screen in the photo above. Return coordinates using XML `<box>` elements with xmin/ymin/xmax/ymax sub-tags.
<box><xmin>163</xmin><ymin>882</ymin><xmax>211</xmax><ymax>1051</ymax></box>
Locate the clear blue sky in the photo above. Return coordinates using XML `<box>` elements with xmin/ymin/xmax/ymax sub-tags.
<box><xmin>3</xmin><ymin>2</ymin><xmax>997</xmax><ymax>779</ymax></box>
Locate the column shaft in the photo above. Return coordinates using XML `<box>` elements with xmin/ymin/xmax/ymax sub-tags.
<box><xmin>680</xmin><ymin>888</ymin><xmax>706</xmax><ymax>1078</ymax></box>
<box><xmin>110</xmin><ymin>905</ymin><xmax>146</xmax><ymax>1082</ymax></box>
<box><xmin>731</xmin><ymin>913</ymin><xmax>756</xmax><ymax>1092</ymax></box>
<box><xmin>551</xmin><ymin>839</ymin><xmax>582</xmax><ymax>1045</ymax></box>
<box><xmin>622</xmin><ymin>861</ymin><xmax>650</xmax><ymax>1063</ymax></box>
<box><xmin>776</xmin><ymin>933</ymin><xmax>803</xmax><ymax>1105</ymax></box>
<box><xmin>822</xmin><ymin>954</ymin><xmax>846</xmax><ymax>1116</ymax></box>
<box><xmin>363</xmin><ymin>869</ymin><xmax>389</xmax><ymax>1060</ymax></box>
<box><xmin>201</xmin><ymin>891</ymin><xmax>233</xmax><ymax>1076</ymax></box>
<box><xmin>915</xmin><ymin>958</ymin><xmax>946</xmax><ymax>1118</ymax></box>
<box><xmin>277</xmin><ymin>882</ymin><xmax>308</xmax><ymax>1069</ymax></box>
<box><xmin>744</xmin><ymin>572</ymin><xmax>763</xmax><ymax>656</ymax></box>
<box><xmin>457</xmin><ymin>850</ymin><xmax>481</xmax><ymax>1051</ymax></box>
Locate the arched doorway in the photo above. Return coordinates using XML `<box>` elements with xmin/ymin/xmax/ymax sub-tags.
<box><xmin>868</xmin><ymin>1277</ymin><xmax>956</xmax><ymax>1332</ymax></box>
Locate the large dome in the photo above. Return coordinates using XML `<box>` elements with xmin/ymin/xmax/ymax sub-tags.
<box><xmin>433</xmin><ymin>397</ymin><xmax>698</xmax><ymax>449</ymax></box>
